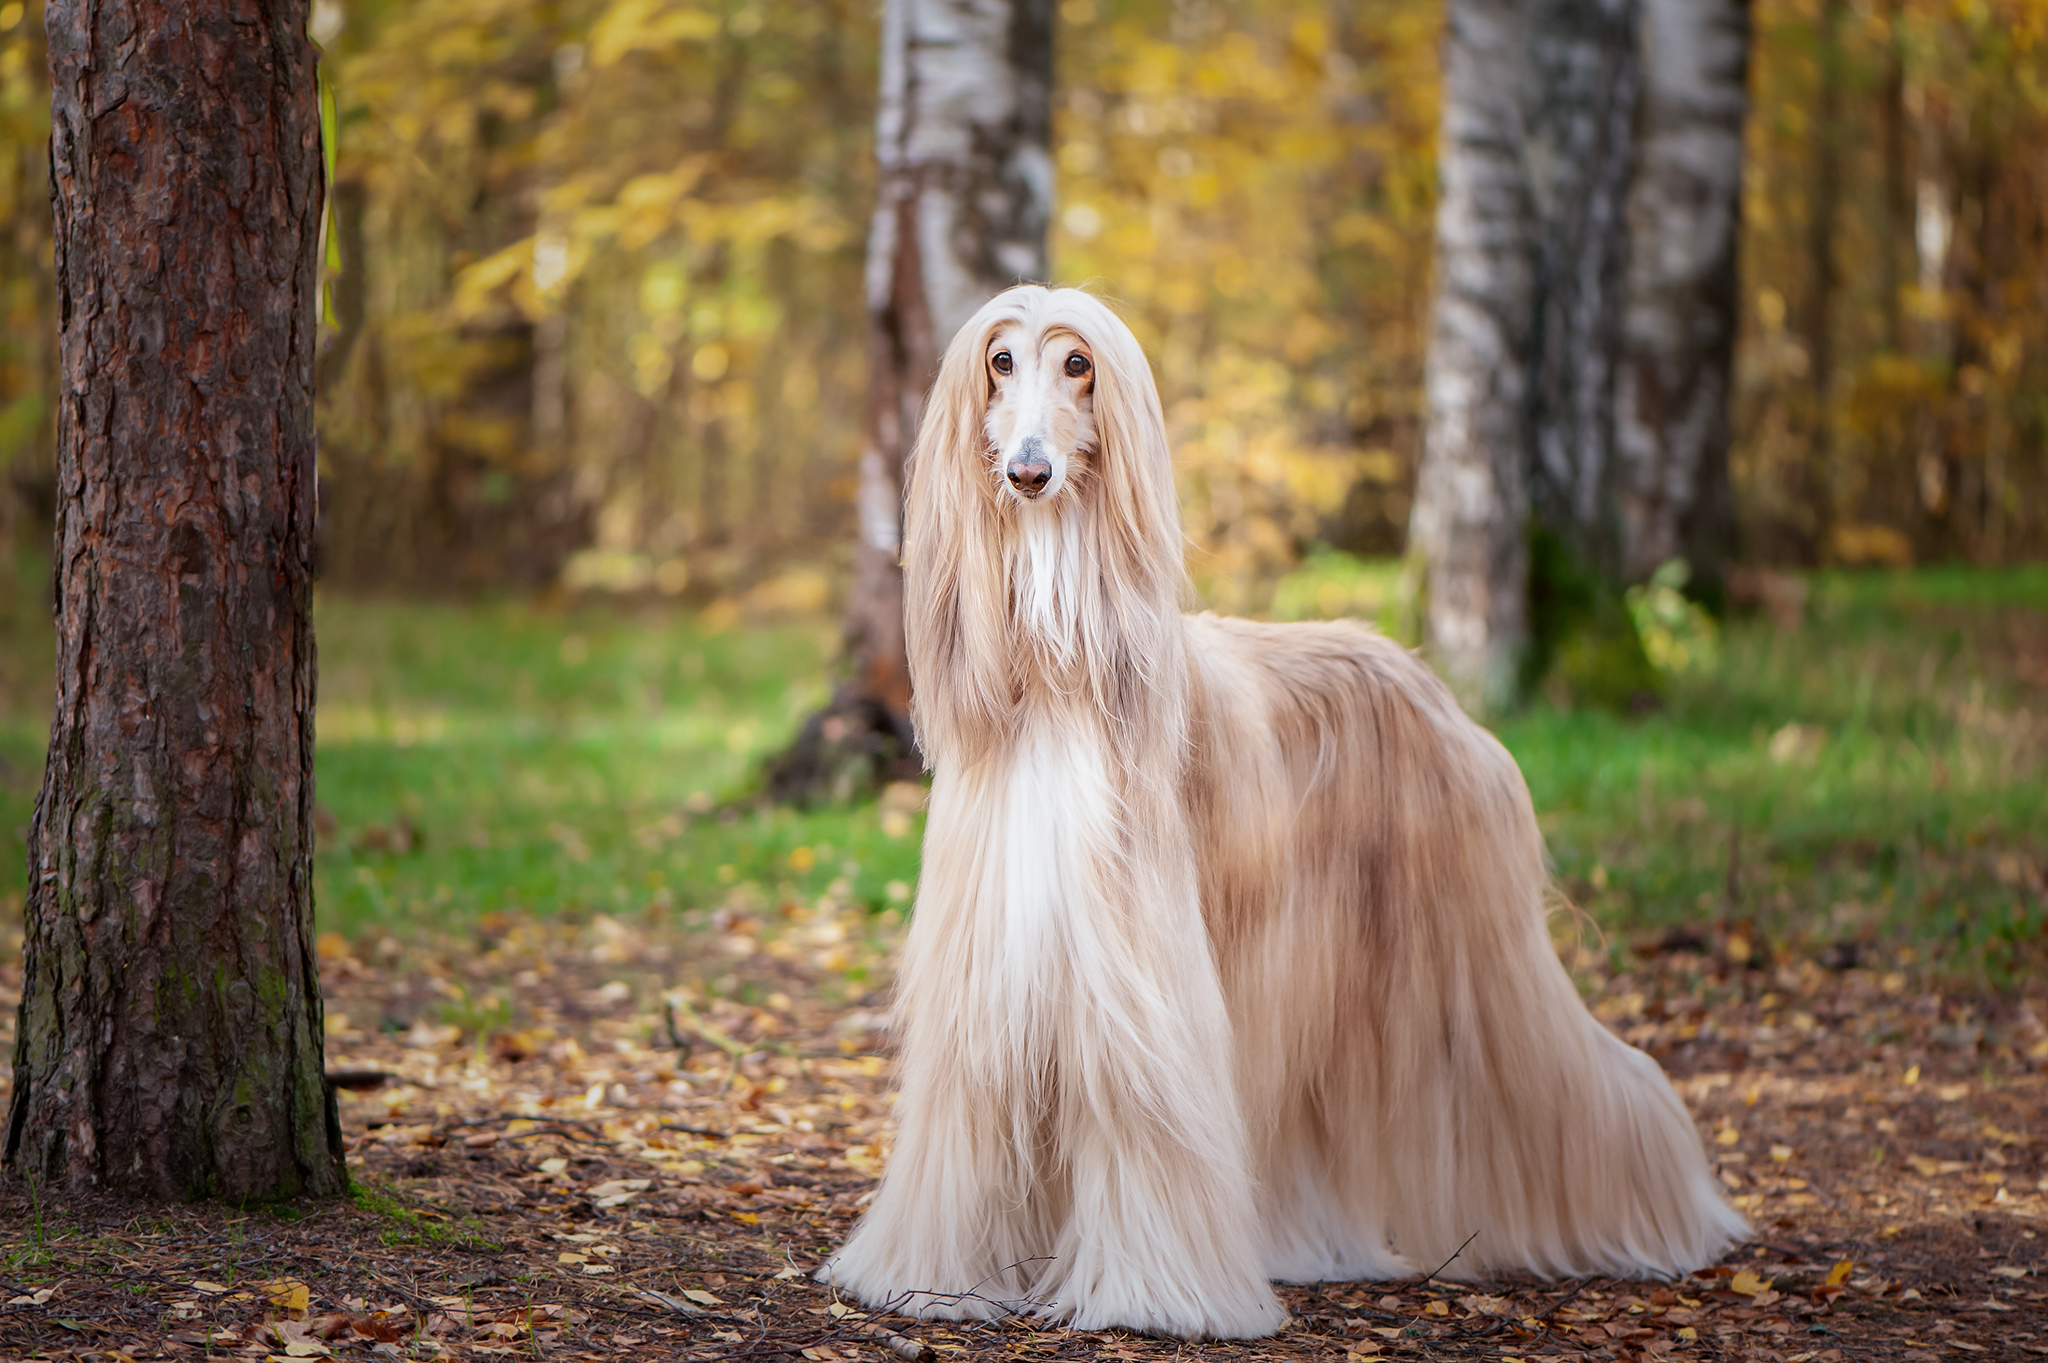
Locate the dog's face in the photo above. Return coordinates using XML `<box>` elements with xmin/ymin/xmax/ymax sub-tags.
<box><xmin>982</xmin><ymin>323</ymin><xmax>1098</xmax><ymax>505</ymax></box>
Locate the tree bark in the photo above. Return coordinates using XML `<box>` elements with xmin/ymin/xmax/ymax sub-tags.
<box><xmin>772</xmin><ymin>0</ymin><xmax>1052</xmax><ymax>802</ymax></box>
<box><xmin>6</xmin><ymin>0</ymin><xmax>345</xmax><ymax>1200</ymax></box>
<box><xmin>1410</xmin><ymin>0</ymin><xmax>1538</xmax><ymax>711</ymax></box>
<box><xmin>1613</xmin><ymin>0</ymin><xmax>1749</xmax><ymax>585</ymax></box>
<box><xmin>1410</xmin><ymin>0</ymin><xmax>1639</xmax><ymax>710</ymax></box>
<box><xmin>1524</xmin><ymin>0</ymin><xmax>1640</xmax><ymax>580</ymax></box>
<box><xmin>1803</xmin><ymin>0</ymin><xmax>1844</xmax><ymax>553</ymax></box>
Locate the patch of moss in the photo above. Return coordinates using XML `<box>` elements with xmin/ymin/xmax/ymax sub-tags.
<box><xmin>1524</xmin><ymin>524</ymin><xmax>1661</xmax><ymax>711</ymax></box>
<box><xmin>350</xmin><ymin>1177</ymin><xmax>501</xmax><ymax>1252</ymax></box>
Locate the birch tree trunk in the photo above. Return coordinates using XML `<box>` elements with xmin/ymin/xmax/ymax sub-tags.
<box><xmin>1409</xmin><ymin>0</ymin><xmax>1538</xmax><ymax>712</ymax></box>
<box><xmin>1614</xmin><ymin>0</ymin><xmax>1750</xmax><ymax>585</ymax></box>
<box><xmin>6</xmin><ymin>0</ymin><xmax>346</xmax><ymax>1199</ymax></box>
<box><xmin>771</xmin><ymin>0</ymin><xmax>1052</xmax><ymax>802</ymax></box>
<box><xmin>1804</xmin><ymin>0</ymin><xmax>1844</xmax><ymax>556</ymax></box>
<box><xmin>1410</xmin><ymin>0</ymin><xmax>1639</xmax><ymax>710</ymax></box>
<box><xmin>1524</xmin><ymin>0</ymin><xmax>1640</xmax><ymax>583</ymax></box>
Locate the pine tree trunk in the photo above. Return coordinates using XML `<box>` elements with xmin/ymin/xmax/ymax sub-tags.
<box><xmin>1411</xmin><ymin>0</ymin><xmax>1639</xmax><ymax>709</ymax></box>
<box><xmin>1614</xmin><ymin>0</ymin><xmax>1749</xmax><ymax>585</ymax></box>
<box><xmin>6</xmin><ymin>0</ymin><xmax>346</xmax><ymax>1200</ymax></box>
<box><xmin>771</xmin><ymin>0</ymin><xmax>1052</xmax><ymax>802</ymax></box>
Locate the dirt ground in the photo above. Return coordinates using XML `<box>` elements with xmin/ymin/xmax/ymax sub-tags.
<box><xmin>0</xmin><ymin>914</ymin><xmax>2044</xmax><ymax>1363</ymax></box>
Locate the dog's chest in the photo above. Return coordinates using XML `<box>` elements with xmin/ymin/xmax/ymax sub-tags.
<box><xmin>931</xmin><ymin>725</ymin><xmax>1122</xmax><ymax>996</ymax></box>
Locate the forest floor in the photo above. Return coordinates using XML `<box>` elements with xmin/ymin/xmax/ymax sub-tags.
<box><xmin>0</xmin><ymin>910</ymin><xmax>2044</xmax><ymax>1363</ymax></box>
<box><xmin>1</xmin><ymin>563</ymin><xmax>2045</xmax><ymax>1360</ymax></box>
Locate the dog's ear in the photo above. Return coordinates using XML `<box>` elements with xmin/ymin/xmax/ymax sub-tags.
<box><xmin>1063</xmin><ymin>295</ymin><xmax>1185</xmax><ymax>618</ymax></box>
<box><xmin>900</xmin><ymin>294</ymin><xmax>1019</xmax><ymax>765</ymax></box>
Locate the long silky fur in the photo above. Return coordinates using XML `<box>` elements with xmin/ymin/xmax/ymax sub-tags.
<box><xmin>819</xmin><ymin>286</ymin><xmax>1746</xmax><ymax>1340</ymax></box>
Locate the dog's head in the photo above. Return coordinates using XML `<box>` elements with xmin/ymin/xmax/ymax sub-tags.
<box><xmin>903</xmin><ymin>286</ymin><xmax>1186</xmax><ymax>748</ymax></box>
<box><xmin>918</xmin><ymin>285</ymin><xmax>1174</xmax><ymax>522</ymax></box>
<box><xmin>979</xmin><ymin>300</ymin><xmax>1099</xmax><ymax>504</ymax></box>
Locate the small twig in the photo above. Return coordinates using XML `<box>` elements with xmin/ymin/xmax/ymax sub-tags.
<box><xmin>503</xmin><ymin>1126</ymin><xmax>614</xmax><ymax>1147</ymax></box>
<box><xmin>654</xmin><ymin>1121</ymin><xmax>729</xmax><ymax>1140</ymax></box>
<box><xmin>1420</xmin><ymin>1230</ymin><xmax>1483</xmax><ymax>1285</ymax></box>
<box><xmin>1532</xmin><ymin>1278</ymin><xmax>1592</xmax><ymax>1324</ymax></box>
<box><xmin>667</xmin><ymin>1000</ymin><xmax>751</xmax><ymax>1059</ymax></box>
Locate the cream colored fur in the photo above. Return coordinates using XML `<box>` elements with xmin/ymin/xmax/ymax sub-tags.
<box><xmin>819</xmin><ymin>286</ymin><xmax>1746</xmax><ymax>1339</ymax></box>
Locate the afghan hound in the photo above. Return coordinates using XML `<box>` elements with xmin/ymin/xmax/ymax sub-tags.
<box><xmin>819</xmin><ymin>286</ymin><xmax>1745</xmax><ymax>1339</ymax></box>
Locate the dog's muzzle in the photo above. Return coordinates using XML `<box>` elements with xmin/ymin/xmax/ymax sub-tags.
<box><xmin>1006</xmin><ymin>438</ymin><xmax>1053</xmax><ymax>498</ymax></box>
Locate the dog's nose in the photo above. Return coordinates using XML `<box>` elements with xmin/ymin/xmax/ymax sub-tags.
<box><xmin>1006</xmin><ymin>452</ymin><xmax>1053</xmax><ymax>497</ymax></box>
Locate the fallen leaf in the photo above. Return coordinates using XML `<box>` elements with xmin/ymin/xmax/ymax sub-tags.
<box><xmin>1729</xmin><ymin>1271</ymin><xmax>1773</xmax><ymax>1296</ymax></box>
<box><xmin>1826</xmin><ymin>1259</ymin><xmax>1856</xmax><ymax>1287</ymax></box>
<box><xmin>683</xmin><ymin>1289</ymin><xmax>724</xmax><ymax>1306</ymax></box>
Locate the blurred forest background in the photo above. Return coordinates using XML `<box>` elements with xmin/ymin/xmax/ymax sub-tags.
<box><xmin>2</xmin><ymin>0</ymin><xmax>2044</xmax><ymax>605</ymax></box>
<box><xmin>0</xmin><ymin>0</ymin><xmax>2043</xmax><ymax>983</ymax></box>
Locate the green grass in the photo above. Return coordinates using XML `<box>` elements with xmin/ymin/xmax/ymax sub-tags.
<box><xmin>310</xmin><ymin>596</ymin><xmax>924</xmax><ymax>949</ymax></box>
<box><xmin>2</xmin><ymin>560</ymin><xmax>2043</xmax><ymax>984</ymax></box>
<box><xmin>1502</xmin><ymin>567</ymin><xmax>2048</xmax><ymax>980</ymax></box>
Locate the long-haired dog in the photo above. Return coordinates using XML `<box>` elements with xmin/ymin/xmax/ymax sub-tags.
<box><xmin>820</xmin><ymin>286</ymin><xmax>1745</xmax><ymax>1339</ymax></box>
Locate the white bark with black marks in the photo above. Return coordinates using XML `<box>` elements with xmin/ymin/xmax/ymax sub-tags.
<box><xmin>1411</xmin><ymin>0</ymin><xmax>1640</xmax><ymax>708</ymax></box>
<box><xmin>1615</xmin><ymin>0</ymin><xmax>1749</xmax><ymax>584</ymax></box>
<box><xmin>774</xmin><ymin>0</ymin><xmax>1052</xmax><ymax>801</ymax></box>
<box><xmin>1411</xmin><ymin>0</ymin><xmax>1537</xmax><ymax>711</ymax></box>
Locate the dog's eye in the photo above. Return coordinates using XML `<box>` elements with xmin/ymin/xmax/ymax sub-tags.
<box><xmin>1065</xmin><ymin>353</ymin><xmax>1091</xmax><ymax>378</ymax></box>
<box><xmin>991</xmin><ymin>351</ymin><xmax>1013</xmax><ymax>376</ymax></box>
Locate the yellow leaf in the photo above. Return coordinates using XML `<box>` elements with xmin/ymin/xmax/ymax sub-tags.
<box><xmin>1903</xmin><ymin>1065</ymin><xmax>1920</xmax><ymax>1086</ymax></box>
<box><xmin>284</xmin><ymin>1342</ymin><xmax>329</xmax><ymax>1358</ymax></box>
<box><xmin>1716</xmin><ymin>1128</ymin><xmax>1740</xmax><ymax>1145</ymax></box>
<box><xmin>1677</xmin><ymin>1327</ymin><xmax>1699</xmax><ymax>1342</ymax></box>
<box><xmin>682</xmin><ymin>1289</ymin><xmax>723</xmax><ymax>1306</ymax></box>
<box><xmin>1728</xmin><ymin>1271</ymin><xmax>1772</xmax><ymax>1296</ymax></box>
<box><xmin>731</xmin><ymin>1211</ymin><xmax>760</xmax><ymax>1224</ymax></box>
<box><xmin>1826</xmin><ymin>1259</ymin><xmax>1855</xmax><ymax>1287</ymax></box>
<box><xmin>1423</xmin><ymin>1300</ymin><xmax>1449</xmax><ymax>1317</ymax></box>
<box><xmin>264</xmin><ymin>1281</ymin><xmax>312</xmax><ymax>1314</ymax></box>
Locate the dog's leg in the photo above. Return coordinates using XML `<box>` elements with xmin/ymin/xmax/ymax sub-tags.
<box><xmin>1029</xmin><ymin>926</ymin><xmax>1289</xmax><ymax>1340</ymax></box>
<box><xmin>1333</xmin><ymin>716</ymin><xmax>1747</xmax><ymax>1282</ymax></box>
<box><xmin>817</xmin><ymin>767</ymin><xmax>1052</xmax><ymax>1323</ymax></box>
<box><xmin>993</xmin><ymin>732</ymin><xmax>1284</xmax><ymax>1340</ymax></box>
<box><xmin>817</xmin><ymin>1041</ymin><xmax>1050</xmax><ymax>1322</ymax></box>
